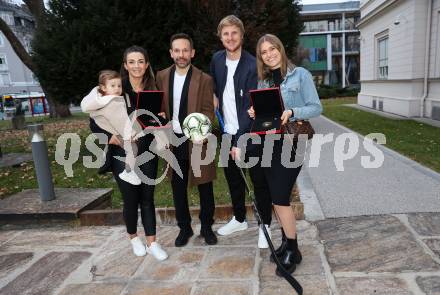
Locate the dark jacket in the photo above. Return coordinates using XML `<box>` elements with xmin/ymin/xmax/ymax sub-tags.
<box><xmin>210</xmin><ymin>49</ymin><xmax>257</xmax><ymax>147</ymax></box>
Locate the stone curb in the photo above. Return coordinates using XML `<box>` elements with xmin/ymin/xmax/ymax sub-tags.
<box><xmin>79</xmin><ymin>202</ymin><xmax>304</xmax><ymax>226</ymax></box>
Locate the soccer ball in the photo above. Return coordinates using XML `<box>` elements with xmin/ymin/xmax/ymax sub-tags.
<box><xmin>182</xmin><ymin>112</ymin><xmax>212</xmax><ymax>142</ymax></box>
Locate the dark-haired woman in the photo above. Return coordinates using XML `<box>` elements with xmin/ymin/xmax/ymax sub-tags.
<box><xmin>89</xmin><ymin>46</ymin><xmax>167</xmax><ymax>260</ymax></box>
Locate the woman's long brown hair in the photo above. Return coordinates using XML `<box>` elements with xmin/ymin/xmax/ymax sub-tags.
<box><xmin>256</xmin><ymin>34</ymin><xmax>295</xmax><ymax>81</ymax></box>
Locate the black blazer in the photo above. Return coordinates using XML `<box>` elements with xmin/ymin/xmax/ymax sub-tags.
<box><xmin>210</xmin><ymin>49</ymin><xmax>257</xmax><ymax>147</ymax></box>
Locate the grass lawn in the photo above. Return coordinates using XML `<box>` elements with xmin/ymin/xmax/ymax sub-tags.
<box><xmin>0</xmin><ymin>113</ymin><xmax>234</xmax><ymax>208</ymax></box>
<box><xmin>0</xmin><ymin>112</ymin><xmax>89</xmax><ymax>131</ymax></box>
<box><xmin>321</xmin><ymin>97</ymin><xmax>440</xmax><ymax>173</ymax></box>
<box><xmin>5</xmin><ymin>97</ymin><xmax>434</xmax><ymax>207</ymax></box>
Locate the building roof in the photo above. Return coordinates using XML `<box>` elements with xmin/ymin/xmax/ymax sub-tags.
<box><xmin>300</xmin><ymin>1</ymin><xmax>360</xmax><ymax>15</ymax></box>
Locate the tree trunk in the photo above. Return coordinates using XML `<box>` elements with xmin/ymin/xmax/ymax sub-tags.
<box><xmin>36</xmin><ymin>79</ymin><xmax>56</xmax><ymax>117</ymax></box>
<box><xmin>53</xmin><ymin>102</ymin><xmax>71</xmax><ymax>118</ymax></box>
<box><xmin>43</xmin><ymin>90</ymin><xmax>56</xmax><ymax>117</ymax></box>
<box><xmin>23</xmin><ymin>0</ymin><xmax>45</xmax><ymax>27</ymax></box>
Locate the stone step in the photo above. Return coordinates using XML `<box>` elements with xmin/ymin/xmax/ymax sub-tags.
<box><xmin>78</xmin><ymin>202</ymin><xmax>304</xmax><ymax>226</ymax></box>
<box><xmin>0</xmin><ymin>188</ymin><xmax>112</xmax><ymax>225</ymax></box>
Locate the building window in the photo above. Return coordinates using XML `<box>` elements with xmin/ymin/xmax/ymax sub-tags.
<box><xmin>0</xmin><ymin>12</ymin><xmax>14</xmax><ymax>26</ymax></box>
<box><xmin>345</xmin><ymin>16</ymin><xmax>360</xmax><ymax>30</ymax></box>
<box><xmin>344</xmin><ymin>34</ymin><xmax>360</xmax><ymax>52</ymax></box>
<box><xmin>304</xmin><ymin>20</ymin><xmax>329</xmax><ymax>32</ymax></box>
<box><xmin>331</xmin><ymin>34</ymin><xmax>360</xmax><ymax>53</ymax></box>
<box><xmin>0</xmin><ymin>55</ymin><xmax>8</xmax><ymax>71</ymax></box>
<box><xmin>328</xmin><ymin>19</ymin><xmax>342</xmax><ymax>31</ymax></box>
<box><xmin>0</xmin><ymin>73</ymin><xmax>11</xmax><ymax>86</ymax></box>
<box><xmin>332</xmin><ymin>34</ymin><xmax>343</xmax><ymax>53</ymax></box>
<box><xmin>14</xmin><ymin>17</ymin><xmax>22</xmax><ymax>26</ymax></box>
<box><xmin>378</xmin><ymin>37</ymin><xmax>388</xmax><ymax>79</ymax></box>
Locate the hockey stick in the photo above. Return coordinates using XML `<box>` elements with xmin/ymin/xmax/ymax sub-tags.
<box><xmin>215</xmin><ymin>109</ymin><xmax>302</xmax><ymax>294</ymax></box>
<box><xmin>238</xmin><ymin>168</ymin><xmax>303</xmax><ymax>295</ymax></box>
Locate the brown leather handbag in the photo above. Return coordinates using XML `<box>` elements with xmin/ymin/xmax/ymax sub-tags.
<box><xmin>284</xmin><ymin>120</ymin><xmax>315</xmax><ymax>141</ymax></box>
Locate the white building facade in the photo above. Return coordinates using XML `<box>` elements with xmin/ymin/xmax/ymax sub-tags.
<box><xmin>0</xmin><ymin>0</ymin><xmax>41</xmax><ymax>95</ymax></box>
<box><xmin>357</xmin><ymin>0</ymin><xmax>440</xmax><ymax>120</ymax></box>
<box><xmin>299</xmin><ymin>1</ymin><xmax>360</xmax><ymax>88</ymax></box>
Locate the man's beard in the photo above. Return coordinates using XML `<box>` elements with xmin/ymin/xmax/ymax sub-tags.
<box><xmin>226</xmin><ymin>44</ymin><xmax>241</xmax><ymax>54</ymax></box>
<box><xmin>224</xmin><ymin>39</ymin><xmax>242</xmax><ymax>54</ymax></box>
<box><xmin>174</xmin><ymin>58</ymin><xmax>190</xmax><ymax>69</ymax></box>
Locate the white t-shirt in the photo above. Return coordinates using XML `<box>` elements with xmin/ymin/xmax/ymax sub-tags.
<box><xmin>222</xmin><ymin>58</ymin><xmax>240</xmax><ymax>135</ymax></box>
<box><xmin>172</xmin><ymin>72</ymin><xmax>187</xmax><ymax>134</ymax></box>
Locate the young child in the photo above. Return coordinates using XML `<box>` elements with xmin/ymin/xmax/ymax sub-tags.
<box><xmin>81</xmin><ymin>70</ymin><xmax>142</xmax><ymax>185</ymax></box>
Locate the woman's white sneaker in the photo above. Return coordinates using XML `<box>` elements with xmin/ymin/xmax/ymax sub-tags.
<box><xmin>130</xmin><ymin>236</ymin><xmax>147</xmax><ymax>256</ymax></box>
<box><xmin>217</xmin><ymin>216</ymin><xmax>248</xmax><ymax>236</ymax></box>
<box><xmin>146</xmin><ymin>242</ymin><xmax>168</xmax><ymax>261</ymax></box>
<box><xmin>258</xmin><ymin>224</ymin><xmax>271</xmax><ymax>249</ymax></box>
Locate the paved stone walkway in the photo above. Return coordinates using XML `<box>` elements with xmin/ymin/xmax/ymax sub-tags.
<box><xmin>1</xmin><ymin>213</ymin><xmax>440</xmax><ymax>294</ymax></box>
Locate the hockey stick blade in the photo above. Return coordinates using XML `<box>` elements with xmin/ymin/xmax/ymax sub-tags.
<box><xmin>238</xmin><ymin>168</ymin><xmax>303</xmax><ymax>295</ymax></box>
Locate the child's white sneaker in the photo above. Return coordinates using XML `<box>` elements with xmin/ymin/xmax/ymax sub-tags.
<box><xmin>130</xmin><ymin>236</ymin><xmax>147</xmax><ymax>257</ymax></box>
<box><xmin>119</xmin><ymin>170</ymin><xmax>141</xmax><ymax>185</ymax></box>
<box><xmin>146</xmin><ymin>242</ymin><xmax>168</xmax><ymax>261</ymax></box>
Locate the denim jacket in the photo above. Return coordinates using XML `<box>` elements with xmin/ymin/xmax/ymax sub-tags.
<box><xmin>258</xmin><ymin>66</ymin><xmax>322</xmax><ymax>121</ymax></box>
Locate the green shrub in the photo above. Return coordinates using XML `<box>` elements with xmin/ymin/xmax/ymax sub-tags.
<box><xmin>317</xmin><ymin>85</ymin><xmax>359</xmax><ymax>99</ymax></box>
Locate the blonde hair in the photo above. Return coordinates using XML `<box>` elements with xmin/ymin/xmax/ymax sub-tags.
<box><xmin>256</xmin><ymin>34</ymin><xmax>295</xmax><ymax>81</ymax></box>
<box><xmin>217</xmin><ymin>15</ymin><xmax>245</xmax><ymax>38</ymax></box>
<box><xmin>98</xmin><ymin>70</ymin><xmax>121</xmax><ymax>95</ymax></box>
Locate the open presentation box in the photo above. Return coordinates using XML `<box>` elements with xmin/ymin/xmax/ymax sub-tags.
<box><xmin>249</xmin><ymin>87</ymin><xmax>284</xmax><ymax>135</ymax></box>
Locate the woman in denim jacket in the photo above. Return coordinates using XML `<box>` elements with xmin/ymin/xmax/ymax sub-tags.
<box><xmin>248</xmin><ymin>34</ymin><xmax>322</xmax><ymax>275</ymax></box>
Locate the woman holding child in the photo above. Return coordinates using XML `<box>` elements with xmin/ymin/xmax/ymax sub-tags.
<box><xmin>84</xmin><ymin>46</ymin><xmax>168</xmax><ymax>260</ymax></box>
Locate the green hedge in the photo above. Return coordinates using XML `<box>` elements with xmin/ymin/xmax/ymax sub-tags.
<box><xmin>318</xmin><ymin>85</ymin><xmax>360</xmax><ymax>99</ymax></box>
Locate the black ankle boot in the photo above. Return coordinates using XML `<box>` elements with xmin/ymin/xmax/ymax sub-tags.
<box><xmin>270</xmin><ymin>228</ymin><xmax>287</xmax><ymax>263</ymax></box>
<box><xmin>275</xmin><ymin>237</ymin><xmax>302</xmax><ymax>276</ymax></box>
